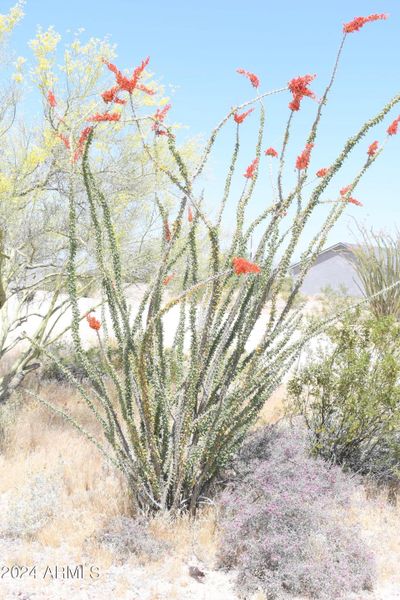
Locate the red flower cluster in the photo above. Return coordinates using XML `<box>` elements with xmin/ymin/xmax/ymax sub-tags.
<box><xmin>88</xmin><ymin>112</ymin><xmax>121</xmax><ymax>122</ymax></box>
<box><xmin>316</xmin><ymin>167</ymin><xmax>329</xmax><ymax>177</ymax></box>
<box><xmin>296</xmin><ymin>143</ymin><xmax>314</xmax><ymax>170</ymax></box>
<box><xmin>236</xmin><ymin>68</ymin><xmax>260</xmax><ymax>88</ymax></box>
<box><xmin>188</xmin><ymin>206</ymin><xmax>193</xmax><ymax>222</ymax></box>
<box><xmin>288</xmin><ymin>74</ymin><xmax>316</xmax><ymax>111</ymax></box>
<box><xmin>234</xmin><ymin>108</ymin><xmax>254</xmax><ymax>124</ymax></box>
<box><xmin>343</xmin><ymin>13</ymin><xmax>387</xmax><ymax>34</ymax></box>
<box><xmin>163</xmin><ymin>274</ymin><xmax>174</xmax><ymax>286</ymax></box>
<box><xmin>340</xmin><ymin>185</ymin><xmax>362</xmax><ymax>206</ymax></box>
<box><xmin>86</xmin><ymin>312</ymin><xmax>101</xmax><ymax>331</ymax></box>
<box><xmin>103</xmin><ymin>57</ymin><xmax>152</xmax><ymax>95</ymax></box>
<box><xmin>152</xmin><ymin>104</ymin><xmax>171</xmax><ymax>135</ymax></box>
<box><xmin>348</xmin><ymin>197</ymin><xmax>363</xmax><ymax>206</ymax></box>
<box><xmin>340</xmin><ymin>185</ymin><xmax>352</xmax><ymax>197</ymax></box>
<box><xmin>153</xmin><ymin>104</ymin><xmax>171</xmax><ymax>124</ymax></box>
<box><xmin>73</xmin><ymin>126</ymin><xmax>93</xmax><ymax>162</ymax></box>
<box><xmin>101</xmin><ymin>85</ymin><xmax>126</xmax><ymax>105</ymax></box>
<box><xmin>232</xmin><ymin>256</ymin><xmax>261</xmax><ymax>275</ymax></box>
<box><xmin>244</xmin><ymin>157</ymin><xmax>259</xmax><ymax>179</ymax></box>
<box><xmin>387</xmin><ymin>115</ymin><xmax>400</xmax><ymax>136</ymax></box>
<box><xmin>58</xmin><ymin>133</ymin><xmax>70</xmax><ymax>149</ymax></box>
<box><xmin>265</xmin><ymin>147</ymin><xmax>278</xmax><ymax>158</ymax></box>
<box><xmin>367</xmin><ymin>140</ymin><xmax>379</xmax><ymax>157</ymax></box>
<box><xmin>47</xmin><ymin>90</ymin><xmax>57</xmax><ymax>108</ymax></box>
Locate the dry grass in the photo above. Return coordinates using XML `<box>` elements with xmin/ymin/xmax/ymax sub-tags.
<box><xmin>256</xmin><ymin>383</ymin><xmax>287</xmax><ymax>426</ymax></box>
<box><xmin>0</xmin><ymin>378</ymin><xmax>399</xmax><ymax>599</ymax></box>
<box><xmin>0</xmin><ymin>382</ymin><xmax>222</xmax><ymax>566</ymax></box>
<box><xmin>348</xmin><ymin>485</ymin><xmax>400</xmax><ymax>589</ymax></box>
<box><xmin>0</xmin><ymin>383</ymin><xmax>132</xmax><ymax>552</ymax></box>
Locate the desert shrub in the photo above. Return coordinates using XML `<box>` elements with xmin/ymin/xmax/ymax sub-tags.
<box><xmin>217</xmin><ymin>424</ymin><xmax>375</xmax><ymax>599</ymax></box>
<box><xmin>352</xmin><ymin>226</ymin><xmax>400</xmax><ymax>319</ymax></box>
<box><xmin>1</xmin><ymin>474</ymin><xmax>60</xmax><ymax>539</ymax></box>
<box><xmin>286</xmin><ymin>311</ymin><xmax>400</xmax><ymax>484</ymax></box>
<box><xmin>97</xmin><ymin>515</ymin><xmax>169</xmax><ymax>563</ymax></box>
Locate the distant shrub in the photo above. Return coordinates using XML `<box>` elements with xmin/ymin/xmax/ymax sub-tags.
<box><xmin>286</xmin><ymin>312</ymin><xmax>400</xmax><ymax>485</ymax></box>
<box><xmin>1</xmin><ymin>474</ymin><xmax>59</xmax><ymax>539</ymax></box>
<box><xmin>40</xmin><ymin>342</ymin><xmax>121</xmax><ymax>383</ymax></box>
<box><xmin>97</xmin><ymin>515</ymin><xmax>169</xmax><ymax>563</ymax></box>
<box><xmin>217</xmin><ymin>424</ymin><xmax>375</xmax><ymax>599</ymax></box>
<box><xmin>352</xmin><ymin>226</ymin><xmax>400</xmax><ymax>319</ymax></box>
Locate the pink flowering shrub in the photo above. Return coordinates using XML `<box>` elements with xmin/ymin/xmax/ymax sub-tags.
<box><xmin>217</xmin><ymin>424</ymin><xmax>375</xmax><ymax>599</ymax></box>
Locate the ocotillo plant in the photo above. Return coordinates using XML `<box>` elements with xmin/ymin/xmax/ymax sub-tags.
<box><xmin>30</xmin><ymin>13</ymin><xmax>400</xmax><ymax>513</ymax></box>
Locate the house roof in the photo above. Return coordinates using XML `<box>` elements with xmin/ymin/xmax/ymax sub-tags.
<box><xmin>290</xmin><ymin>242</ymin><xmax>359</xmax><ymax>271</ymax></box>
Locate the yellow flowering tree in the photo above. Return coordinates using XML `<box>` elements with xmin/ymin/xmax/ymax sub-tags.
<box><xmin>0</xmin><ymin>3</ymin><xmax>199</xmax><ymax>402</ymax></box>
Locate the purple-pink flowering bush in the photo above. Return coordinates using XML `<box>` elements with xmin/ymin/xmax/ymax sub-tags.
<box><xmin>217</xmin><ymin>424</ymin><xmax>375</xmax><ymax>599</ymax></box>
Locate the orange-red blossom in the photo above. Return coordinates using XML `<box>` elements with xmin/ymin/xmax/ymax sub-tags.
<box><xmin>234</xmin><ymin>108</ymin><xmax>254</xmax><ymax>124</ymax></box>
<box><xmin>86</xmin><ymin>312</ymin><xmax>101</xmax><ymax>331</ymax></box>
<box><xmin>244</xmin><ymin>158</ymin><xmax>259</xmax><ymax>179</ymax></box>
<box><xmin>340</xmin><ymin>185</ymin><xmax>363</xmax><ymax>207</ymax></box>
<box><xmin>236</xmin><ymin>68</ymin><xmax>260</xmax><ymax>88</ymax></box>
<box><xmin>265</xmin><ymin>147</ymin><xmax>278</xmax><ymax>158</ymax></box>
<box><xmin>343</xmin><ymin>14</ymin><xmax>387</xmax><ymax>34</ymax></box>
<box><xmin>232</xmin><ymin>257</ymin><xmax>261</xmax><ymax>275</ymax></box>
<box><xmin>296</xmin><ymin>143</ymin><xmax>314</xmax><ymax>170</ymax></box>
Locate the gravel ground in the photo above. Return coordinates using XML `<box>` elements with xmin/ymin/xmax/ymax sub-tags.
<box><xmin>0</xmin><ymin>535</ymin><xmax>399</xmax><ymax>600</ymax></box>
<box><xmin>0</xmin><ymin>537</ymin><xmax>238</xmax><ymax>600</ymax></box>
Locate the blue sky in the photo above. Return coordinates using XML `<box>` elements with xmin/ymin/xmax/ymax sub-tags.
<box><xmin>9</xmin><ymin>0</ymin><xmax>400</xmax><ymax>255</ymax></box>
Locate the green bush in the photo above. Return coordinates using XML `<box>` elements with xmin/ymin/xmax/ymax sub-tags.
<box><xmin>286</xmin><ymin>311</ymin><xmax>400</xmax><ymax>484</ymax></box>
<box><xmin>352</xmin><ymin>225</ymin><xmax>400</xmax><ymax>319</ymax></box>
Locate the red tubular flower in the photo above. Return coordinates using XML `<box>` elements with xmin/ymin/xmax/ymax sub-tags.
<box><xmin>47</xmin><ymin>90</ymin><xmax>57</xmax><ymax>108</ymax></box>
<box><xmin>343</xmin><ymin>13</ymin><xmax>387</xmax><ymax>34</ymax></box>
<box><xmin>152</xmin><ymin>104</ymin><xmax>171</xmax><ymax>132</ymax></box>
<box><xmin>103</xmin><ymin>59</ymin><xmax>119</xmax><ymax>75</ymax></box>
<box><xmin>188</xmin><ymin>206</ymin><xmax>193</xmax><ymax>222</ymax></box>
<box><xmin>348</xmin><ymin>197</ymin><xmax>363</xmax><ymax>206</ymax></box>
<box><xmin>288</xmin><ymin>74</ymin><xmax>316</xmax><ymax>111</ymax></box>
<box><xmin>163</xmin><ymin>274</ymin><xmax>174</xmax><ymax>286</ymax></box>
<box><xmin>132</xmin><ymin>57</ymin><xmax>150</xmax><ymax>81</ymax></box>
<box><xmin>339</xmin><ymin>186</ymin><xmax>362</xmax><ymax>206</ymax></box>
<box><xmin>73</xmin><ymin>126</ymin><xmax>93</xmax><ymax>162</ymax></box>
<box><xmin>387</xmin><ymin>115</ymin><xmax>400</xmax><ymax>136</ymax></box>
<box><xmin>236</xmin><ymin>68</ymin><xmax>260</xmax><ymax>88</ymax></box>
<box><xmin>233</xmin><ymin>108</ymin><xmax>254</xmax><ymax>124</ymax></box>
<box><xmin>86</xmin><ymin>312</ymin><xmax>101</xmax><ymax>330</ymax></box>
<box><xmin>88</xmin><ymin>112</ymin><xmax>121</xmax><ymax>122</ymax></box>
<box><xmin>103</xmin><ymin>56</ymin><xmax>150</xmax><ymax>95</ymax></box>
<box><xmin>136</xmin><ymin>83</ymin><xmax>155</xmax><ymax>95</ymax></box>
<box><xmin>244</xmin><ymin>157</ymin><xmax>259</xmax><ymax>179</ymax></box>
<box><xmin>296</xmin><ymin>143</ymin><xmax>314</xmax><ymax>170</ymax></box>
<box><xmin>367</xmin><ymin>140</ymin><xmax>379</xmax><ymax>157</ymax></box>
<box><xmin>340</xmin><ymin>185</ymin><xmax>352</xmax><ymax>197</ymax></box>
<box><xmin>101</xmin><ymin>85</ymin><xmax>126</xmax><ymax>105</ymax></box>
<box><xmin>316</xmin><ymin>167</ymin><xmax>329</xmax><ymax>177</ymax></box>
<box><xmin>232</xmin><ymin>256</ymin><xmax>261</xmax><ymax>275</ymax></box>
<box><xmin>101</xmin><ymin>85</ymin><xmax>119</xmax><ymax>103</ymax></box>
<box><xmin>265</xmin><ymin>147</ymin><xmax>278</xmax><ymax>158</ymax></box>
<box><xmin>58</xmin><ymin>133</ymin><xmax>70</xmax><ymax>149</ymax></box>
<box><xmin>153</xmin><ymin>104</ymin><xmax>171</xmax><ymax>123</ymax></box>
<box><xmin>165</xmin><ymin>221</ymin><xmax>171</xmax><ymax>242</ymax></box>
